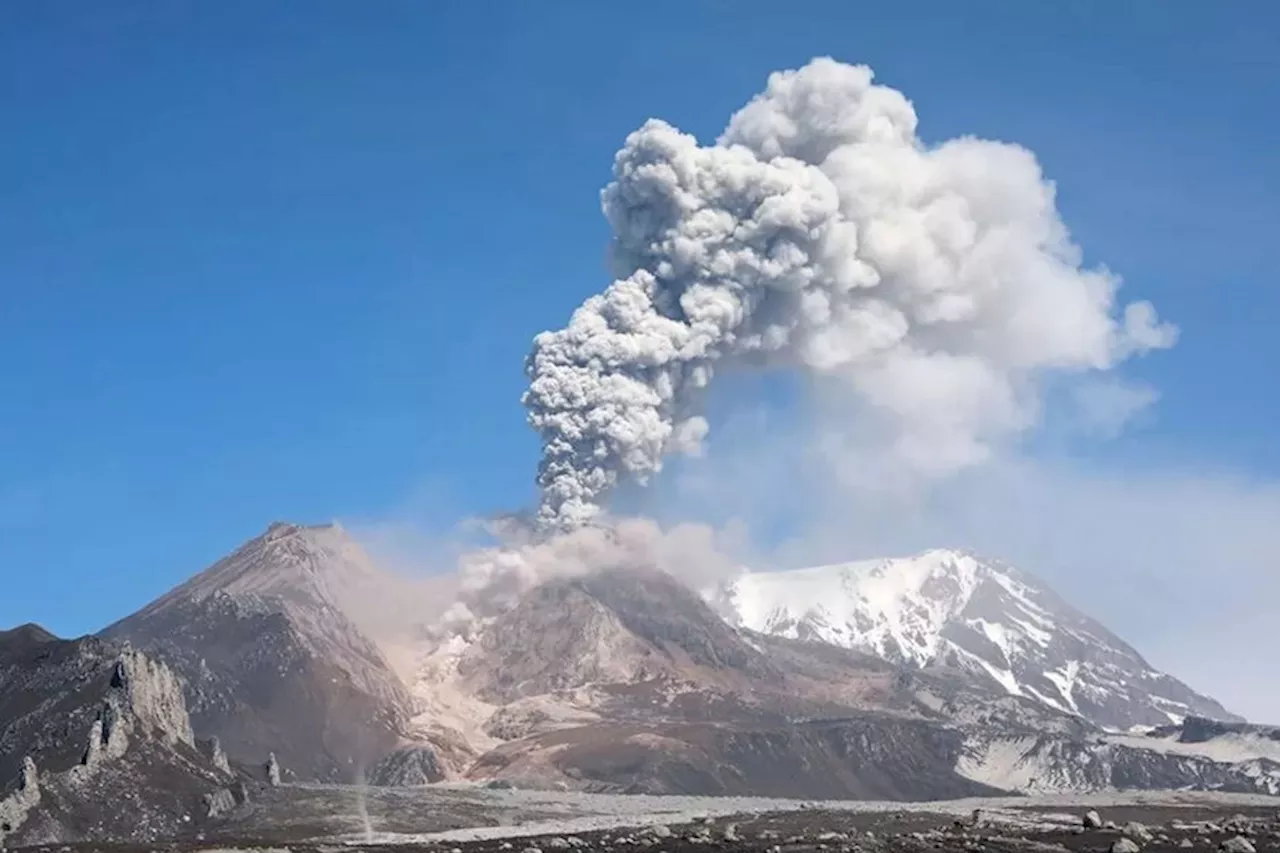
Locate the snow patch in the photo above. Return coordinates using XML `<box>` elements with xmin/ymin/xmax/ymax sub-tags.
<box><xmin>1044</xmin><ymin>661</ymin><xmax>1082</xmax><ymax>714</ymax></box>
<box><xmin>1104</xmin><ymin>732</ymin><xmax>1280</xmax><ymax>766</ymax></box>
<box><xmin>957</xmin><ymin>736</ymin><xmax>1049</xmax><ymax>792</ymax></box>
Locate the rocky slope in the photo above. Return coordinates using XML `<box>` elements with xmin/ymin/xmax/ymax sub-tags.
<box><xmin>102</xmin><ymin>522</ymin><xmax>420</xmax><ymax>782</ymax></box>
<box><xmin>421</xmin><ymin>567</ymin><xmax>1006</xmax><ymax>797</ymax></box>
<box><xmin>466</xmin><ymin>714</ymin><xmax>1007</xmax><ymax>799</ymax></box>
<box><xmin>959</xmin><ymin>728</ymin><xmax>1280</xmax><ymax>795</ymax></box>
<box><xmin>7</xmin><ymin>520</ymin><xmax>1274</xmax><ymax>846</ymax></box>
<box><xmin>0</xmin><ymin>627</ymin><xmax>238</xmax><ymax>846</ymax></box>
<box><xmin>455</xmin><ymin>567</ymin><xmax>778</xmax><ymax>703</ymax></box>
<box><xmin>91</xmin><ymin>522</ymin><xmax>1260</xmax><ymax>799</ymax></box>
<box><xmin>410</xmin><ymin>562</ymin><xmax>1274</xmax><ymax>798</ymax></box>
<box><xmin>716</xmin><ymin>549</ymin><xmax>1237</xmax><ymax>729</ymax></box>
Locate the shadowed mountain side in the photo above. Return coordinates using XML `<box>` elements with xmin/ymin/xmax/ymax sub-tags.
<box><xmin>0</xmin><ymin>629</ymin><xmax>236</xmax><ymax>846</ymax></box>
<box><xmin>102</xmin><ymin>523</ymin><xmax>418</xmax><ymax>782</ymax></box>
<box><xmin>466</xmin><ymin>715</ymin><xmax>1007</xmax><ymax>799</ymax></box>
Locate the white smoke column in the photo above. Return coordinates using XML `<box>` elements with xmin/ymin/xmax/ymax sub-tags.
<box><xmin>523</xmin><ymin>57</ymin><xmax>1177</xmax><ymax>530</ymax></box>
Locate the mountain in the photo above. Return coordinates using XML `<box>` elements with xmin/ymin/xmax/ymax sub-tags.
<box><xmin>467</xmin><ymin>714</ymin><xmax>1007</xmax><ymax>799</ymax></box>
<box><xmin>9</xmin><ymin>519</ymin><xmax>1274</xmax><ymax>845</ymax></box>
<box><xmin>102</xmin><ymin>522</ymin><xmax>424</xmax><ymax>782</ymax></box>
<box><xmin>455</xmin><ymin>566</ymin><xmax>778</xmax><ymax>703</ymax></box>
<box><xmin>0</xmin><ymin>628</ymin><xmax>238</xmax><ymax>846</ymax></box>
<box><xmin>434</xmin><ymin>566</ymin><xmax>1019</xmax><ymax>797</ymax></box>
<box><xmin>716</xmin><ymin>548</ymin><xmax>1238</xmax><ymax>730</ymax></box>
<box><xmin>416</xmin><ymin>562</ymin><xmax>1274</xmax><ymax>798</ymax></box>
<box><xmin>93</xmin><ymin>524</ymin><xmax>1253</xmax><ymax>796</ymax></box>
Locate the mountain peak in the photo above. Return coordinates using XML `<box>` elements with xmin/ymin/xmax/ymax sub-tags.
<box><xmin>719</xmin><ymin>549</ymin><xmax>1238</xmax><ymax>730</ymax></box>
<box><xmin>262</xmin><ymin>519</ymin><xmax>344</xmax><ymax>540</ymax></box>
<box><xmin>0</xmin><ymin>623</ymin><xmax>58</xmax><ymax>645</ymax></box>
<box><xmin>125</xmin><ymin>520</ymin><xmax>377</xmax><ymax>619</ymax></box>
<box><xmin>101</xmin><ymin>520</ymin><xmax>420</xmax><ymax>782</ymax></box>
<box><xmin>724</xmin><ymin>549</ymin><xmax>991</xmax><ymax>662</ymax></box>
<box><xmin>0</xmin><ymin>624</ymin><xmax>61</xmax><ymax>664</ymax></box>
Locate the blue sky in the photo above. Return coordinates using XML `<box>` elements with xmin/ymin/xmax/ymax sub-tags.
<box><xmin>3</xmin><ymin>1</ymin><xmax>1278</xmax><ymax>639</ymax></box>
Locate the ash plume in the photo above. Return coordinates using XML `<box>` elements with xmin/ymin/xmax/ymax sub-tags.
<box><xmin>441</xmin><ymin>516</ymin><xmax>743</xmax><ymax>631</ymax></box>
<box><xmin>523</xmin><ymin>57</ymin><xmax>1176</xmax><ymax>531</ymax></box>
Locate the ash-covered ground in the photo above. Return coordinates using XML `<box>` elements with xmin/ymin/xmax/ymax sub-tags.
<box><xmin>11</xmin><ymin>788</ymin><xmax>1279</xmax><ymax>853</ymax></box>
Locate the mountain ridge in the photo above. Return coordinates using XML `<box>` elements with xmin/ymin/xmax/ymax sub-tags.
<box><xmin>716</xmin><ymin>548</ymin><xmax>1238</xmax><ymax>729</ymax></box>
<box><xmin>8</xmin><ymin>518</ymin><xmax>1273</xmax><ymax>841</ymax></box>
<box><xmin>0</xmin><ymin>629</ymin><xmax>238</xmax><ymax>846</ymax></box>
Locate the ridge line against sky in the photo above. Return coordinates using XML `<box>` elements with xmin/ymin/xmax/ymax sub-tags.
<box><xmin>2</xmin><ymin>2</ymin><xmax>1278</xmax><ymax>718</ymax></box>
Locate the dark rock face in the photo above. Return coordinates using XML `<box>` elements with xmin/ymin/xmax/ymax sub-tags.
<box><xmin>368</xmin><ymin>745</ymin><xmax>446</xmax><ymax>786</ymax></box>
<box><xmin>0</xmin><ymin>629</ymin><xmax>233</xmax><ymax>846</ymax></box>
<box><xmin>0</xmin><ymin>631</ymin><xmax>119</xmax><ymax>786</ymax></box>
<box><xmin>1168</xmin><ymin>716</ymin><xmax>1280</xmax><ymax>744</ymax></box>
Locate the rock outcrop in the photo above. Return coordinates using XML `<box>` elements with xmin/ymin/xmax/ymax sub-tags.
<box><xmin>368</xmin><ymin>745</ymin><xmax>446</xmax><ymax>786</ymax></box>
<box><xmin>265</xmin><ymin>752</ymin><xmax>282</xmax><ymax>787</ymax></box>
<box><xmin>0</xmin><ymin>627</ymin><xmax>234</xmax><ymax>845</ymax></box>
<box><xmin>0</xmin><ymin>757</ymin><xmax>41</xmax><ymax>846</ymax></box>
<box><xmin>199</xmin><ymin>736</ymin><xmax>232</xmax><ymax>774</ymax></box>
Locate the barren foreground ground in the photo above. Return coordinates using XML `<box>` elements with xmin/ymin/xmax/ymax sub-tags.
<box><xmin>12</xmin><ymin>788</ymin><xmax>1280</xmax><ymax>853</ymax></box>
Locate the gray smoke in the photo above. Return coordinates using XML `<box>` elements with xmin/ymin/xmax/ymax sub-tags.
<box><xmin>443</xmin><ymin>516</ymin><xmax>744</xmax><ymax>628</ymax></box>
<box><xmin>524</xmin><ymin>57</ymin><xmax>1177</xmax><ymax>531</ymax></box>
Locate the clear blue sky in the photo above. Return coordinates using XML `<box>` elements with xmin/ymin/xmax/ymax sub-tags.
<box><xmin>3</xmin><ymin>1</ymin><xmax>1277</xmax><ymax>637</ymax></box>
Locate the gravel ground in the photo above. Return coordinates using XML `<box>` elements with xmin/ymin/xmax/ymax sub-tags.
<box><xmin>9</xmin><ymin>788</ymin><xmax>1280</xmax><ymax>853</ymax></box>
<box><xmin>408</xmin><ymin>790</ymin><xmax>1280</xmax><ymax>844</ymax></box>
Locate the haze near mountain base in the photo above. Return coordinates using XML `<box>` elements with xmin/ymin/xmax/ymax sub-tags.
<box><xmin>523</xmin><ymin>57</ymin><xmax>1177</xmax><ymax>531</ymax></box>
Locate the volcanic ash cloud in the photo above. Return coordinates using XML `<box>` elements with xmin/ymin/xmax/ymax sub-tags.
<box><xmin>523</xmin><ymin>57</ymin><xmax>1177</xmax><ymax>532</ymax></box>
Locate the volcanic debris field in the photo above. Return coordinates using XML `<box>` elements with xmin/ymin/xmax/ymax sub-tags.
<box><xmin>10</xmin><ymin>789</ymin><xmax>1280</xmax><ymax>853</ymax></box>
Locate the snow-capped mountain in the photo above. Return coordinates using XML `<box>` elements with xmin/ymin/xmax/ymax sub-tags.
<box><xmin>9</xmin><ymin>521</ymin><xmax>1278</xmax><ymax>845</ymax></box>
<box><xmin>717</xmin><ymin>548</ymin><xmax>1238</xmax><ymax>730</ymax></box>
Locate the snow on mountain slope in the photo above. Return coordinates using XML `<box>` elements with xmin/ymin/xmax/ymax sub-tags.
<box><xmin>955</xmin><ymin>732</ymin><xmax>1280</xmax><ymax>795</ymax></box>
<box><xmin>718</xmin><ymin>549</ymin><xmax>1239</xmax><ymax>730</ymax></box>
